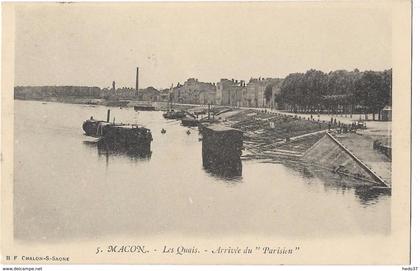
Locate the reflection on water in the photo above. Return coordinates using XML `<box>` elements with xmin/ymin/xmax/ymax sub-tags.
<box><xmin>203</xmin><ymin>157</ymin><xmax>242</xmax><ymax>181</ymax></box>
<box><xmin>355</xmin><ymin>186</ymin><xmax>392</xmax><ymax>207</ymax></box>
<box><xmin>287</xmin><ymin>161</ymin><xmax>392</xmax><ymax>207</ymax></box>
<box><xmin>14</xmin><ymin>100</ymin><xmax>391</xmax><ymax>241</ymax></box>
<box><xmin>97</xmin><ymin>140</ymin><xmax>152</xmax><ymax>160</ymax></box>
<box><xmin>83</xmin><ymin>140</ymin><xmax>152</xmax><ymax>163</ymax></box>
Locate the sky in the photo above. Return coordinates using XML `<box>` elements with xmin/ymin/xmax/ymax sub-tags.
<box><xmin>14</xmin><ymin>2</ymin><xmax>392</xmax><ymax>89</ymax></box>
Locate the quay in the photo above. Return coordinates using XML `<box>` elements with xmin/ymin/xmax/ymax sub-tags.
<box><xmin>303</xmin><ymin>132</ymin><xmax>391</xmax><ymax>188</ymax></box>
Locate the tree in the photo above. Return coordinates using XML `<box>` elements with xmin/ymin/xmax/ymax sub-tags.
<box><xmin>278</xmin><ymin>73</ymin><xmax>305</xmax><ymax>112</ymax></box>
<box><xmin>302</xmin><ymin>69</ymin><xmax>327</xmax><ymax>112</ymax></box>
<box><xmin>277</xmin><ymin>68</ymin><xmax>390</xmax><ymax>117</ymax></box>
<box><xmin>382</xmin><ymin>69</ymin><xmax>392</xmax><ymax>107</ymax></box>
<box><xmin>324</xmin><ymin>70</ymin><xmax>360</xmax><ymax>114</ymax></box>
<box><xmin>354</xmin><ymin>71</ymin><xmax>387</xmax><ymax>120</ymax></box>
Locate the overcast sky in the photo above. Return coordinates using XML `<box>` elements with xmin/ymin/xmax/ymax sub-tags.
<box><xmin>14</xmin><ymin>2</ymin><xmax>392</xmax><ymax>89</ymax></box>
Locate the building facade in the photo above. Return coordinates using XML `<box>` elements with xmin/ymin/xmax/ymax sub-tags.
<box><xmin>139</xmin><ymin>87</ymin><xmax>160</xmax><ymax>102</ymax></box>
<box><xmin>243</xmin><ymin>78</ymin><xmax>283</xmax><ymax>108</ymax></box>
<box><xmin>216</xmin><ymin>79</ymin><xmax>245</xmax><ymax>106</ymax></box>
<box><xmin>173</xmin><ymin>78</ymin><xmax>216</xmax><ymax>104</ymax></box>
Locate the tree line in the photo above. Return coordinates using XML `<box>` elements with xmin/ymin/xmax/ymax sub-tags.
<box><xmin>274</xmin><ymin>69</ymin><xmax>392</xmax><ymax>120</ymax></box>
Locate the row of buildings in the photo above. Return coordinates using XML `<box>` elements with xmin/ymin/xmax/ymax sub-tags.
<box><xmin>14</xmin><ymin>85</ymin><xmax>163</xmax><ymax>102</ymax></box>
<box><xmin>14</xmin><ymin>77</ymin><xmax>285</xmax><ymax>108</ymax></box>
<box><xmin>167</xmin><ymin>77</ymin><xmax>284</xmax><ymax>108</ymax></box>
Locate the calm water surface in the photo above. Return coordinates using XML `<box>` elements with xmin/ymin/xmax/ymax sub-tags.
<box><xmin>14</xmin><ymin>100</ymin><xmax>390</xmax><ymax>241</ymax></box>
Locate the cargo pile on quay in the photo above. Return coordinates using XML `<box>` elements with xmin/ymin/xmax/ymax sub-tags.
<box><xmin>219</xmin><ymin>109</ymin><xmax>331</xmax><ymax>159</ymax></box>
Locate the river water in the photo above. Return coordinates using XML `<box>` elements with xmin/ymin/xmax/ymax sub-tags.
<box><xmin>14</xmin><ymin>100</ymin><xmax>390</xmax><ymax>241</ymax></box>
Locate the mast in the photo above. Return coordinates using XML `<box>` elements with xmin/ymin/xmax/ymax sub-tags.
<box><xmin>168</xmin><ymin>83</ymin><xmax>173</xmax><ymax>111</ymax></box>
<box><xmin>136</xmin><ymin>67</ymin><xmax>139</xmax><ymax>97</ymax></box>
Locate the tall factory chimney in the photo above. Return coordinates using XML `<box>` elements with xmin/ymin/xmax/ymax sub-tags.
<box><xmin>135</xmin><ymin>67</ymin><xmax>139</xmax><ymax>96</ymax></box>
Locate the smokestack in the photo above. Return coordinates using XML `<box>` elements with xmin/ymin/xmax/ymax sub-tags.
<box><xmin>107</xmin><ymin>109</ymin><xmax>110</xmax><ymax>122</ymax></box>
<box><xmin>136</xmin><ymin>67</ymin><xmax>139</xmax><ymax>92</ymax></box>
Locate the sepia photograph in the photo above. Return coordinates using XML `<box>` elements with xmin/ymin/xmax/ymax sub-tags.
<box><xmin>0</xmin><ymin>0</ymin><xmax>412</xmax><ymax>267</ymax></box>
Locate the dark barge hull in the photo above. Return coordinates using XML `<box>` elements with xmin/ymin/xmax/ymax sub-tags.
<box><xmin>163</xmin><ymin>111</ymin><xmax>186</xmax><ymax>119</ymax></box>
<box><xmin>201</xmin><ymin>125</ymin><xmax>243</xmax><ymax>177</ymax></box>
<box><xmin>105</xmin><ymin>100</ymin><xmax>130</xmax><ymax>107</ymax></box>
<box><xmin>82</xmin><ymin>119</ymin><xmax>110</xmax><ymax>137</ymax></box>
<box><xmin>100</xmin><ymin>125</ymin><xmax>153</xmax><ymax>151</ymax></box>
<box><xmin>98</xmin><ymin>138</ymin><xmax>152</xmax><ymax>156</ymax></box>
<box><xmin>134</xmin><ymin>105</ymin><xmax>155</xmax><ymax>111</ymax></box>
<box><xmin>181</xmin><ymin>118</ymin><xmax>199</xmax><ymax>127</ymax></box>
<box><xmin>83</xmin><ymin>119</ymin><xmax>153</xmax><ymax>152</ymax></box>
<box><xmin>97</xmin><ymin>142</ymin><xmax>152</xmax><ymax>158</ymax></box>
<box><xmin>201</xmin><ymin>125</ymin><xmax>243</xmax><ymax>159</ymax></box>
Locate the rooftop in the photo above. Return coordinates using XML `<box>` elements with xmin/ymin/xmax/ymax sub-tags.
<box><xmin>204</xmin><ymin>124</ymin><xmax>243</xmax><ymax>133</ymax></box>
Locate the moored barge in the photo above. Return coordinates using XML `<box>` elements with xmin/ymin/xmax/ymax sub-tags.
<box><xmin>163</xmin><ymin>110</ymin><xmax>186</xmax><ymax>119</ymax></box>
<box><xmin>181</xmin><ymin>117</ymin><xmax>199</xmax><ymax>127</ymax></box>
<box><xmin>134</xmin><ymin>105</ymin><xmax>155</xmax><ymax>111</ymax></box>
<box><xmin>105</xmin><ymin>100</ymin><xmax>130</xmax><ymax>107</ymax></box>
<box><xmin>201</xmin><ymin>124</ymin><xmax>243</xmax><ymax>177</ymax></box>
<box><xmin>82</xmin><ymin>118</ymin><xmax>110</xmax><ymax>137</ymax></box>
<box><xmin>98</xmin><ymin>124</ymin><xmax>153</xmax><ymax>153</ymax></box>
<box><xmin>82</xmin><ymin>110</ymin><xmax>153</xmax><ymax>152</ymax></box>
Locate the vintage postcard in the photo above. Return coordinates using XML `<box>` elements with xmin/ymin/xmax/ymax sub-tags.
<box><xmin>1</xmin><ymin>0</ymin><xmax>412</xmax><ymax>266</ymax></box>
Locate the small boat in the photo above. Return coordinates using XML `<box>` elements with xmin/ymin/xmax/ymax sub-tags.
<box><xmin>163</xmin><ymin>110</ymin><xmax>186</xmax><ymax>119</ymax></box>
<box><xmin>82</xmin><ymin>118</ymin><xmax>110</xmax><ymax>137</ymax></box>
<box><xmin>134</xmin><ymin>105</ymin><xmax>155</xmax><ymax>111</ymax></box>
<box><xmin>181</xmin><ymin>118</ymin><xmax>199</xmax><ymax>127</ymax></box>
<box><xmin>104</xmin><ymin>100</ymin><xmax>130</xmax><ymax>107</ymax></box>
<box><xmin>163</xmin><ymin>93</ymin><xmax>186</xmax><ymax>119</ymax></box>
<box><xmin>161</xmin><ymin>128</ymin><xmax>166</xmax><ymax>134</ymax></box>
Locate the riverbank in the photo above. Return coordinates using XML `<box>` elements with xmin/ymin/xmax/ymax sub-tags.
<box><xmin>217</xmin><ymin>109</ymin><xmax>328</xmax><ymax>160</ymax></box>
<box><xmin>202</xmin><ymin>107</ymin><xmax>392</xmax><ymax>187</ymax></box>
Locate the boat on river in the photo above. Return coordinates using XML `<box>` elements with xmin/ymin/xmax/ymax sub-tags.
<box><xmin>181</xmin><ymin>117</ymin><xmax>199</xmax><ymax>127</ymax></box>
<box><xmin>163</xmin><ymin>110</ymin><xmax>186</xmax><ymax>119</ymax></box>
<box><xmin>104</xmin><ymin>100</ymin><xmax>130</xmax><ymax>107</ymax></box>
<box><xmin>98</xmin><ymin>124</ymin><xmax>153</xmax><ymax>152</ymax></box>
<box><xmin>134</xmin><ymin>104</ymin><xmax>155</xmax><ymax>111</ymax></box>
<box><xmin>82</xmin><ymin>110</ymin><xmax>153</xmax><ymax>151</ymax></box>
<box><xmin>82</xmin><ymin>118</ymin><xmax>110</xmax><ymax>137</ymax></box>
<box><xmin>201</xmin><ymin>125</ymin><xmax>243</xmax><ymax>177</ymax></box>
<box><xmin>163</xmin><ymin>94</ymin><xmax>186</xmax><ymax>119</ymax></box>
